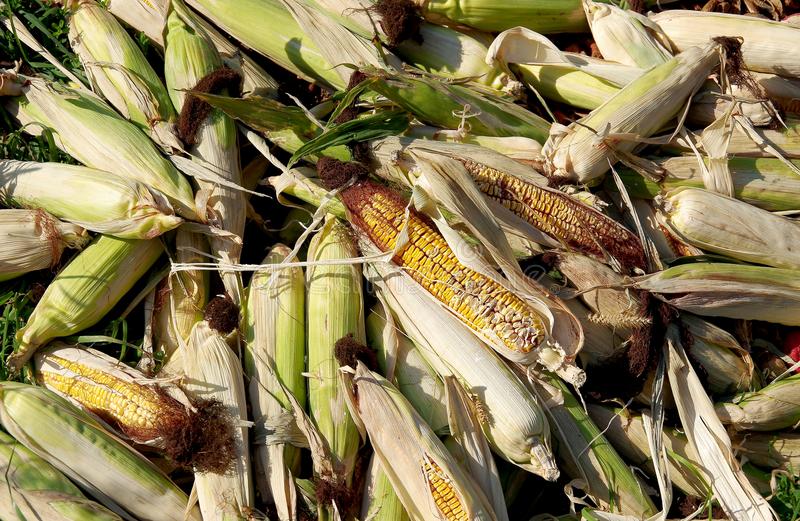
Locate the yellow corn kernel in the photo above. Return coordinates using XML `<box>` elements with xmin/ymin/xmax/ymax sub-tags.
<box><xmin>343</xmin><ymin>180</ymin><xmax>545</xmax><ymax>357</ymax></box>
<box><xmin>462</xmin><ymin>159</ymin><xmax>645</xmax><ymax>272</ymax></box>
<box><xmin>423</xmin><ymin>457</ymin><xmax>468</xmax><ymax>521</ymax></box>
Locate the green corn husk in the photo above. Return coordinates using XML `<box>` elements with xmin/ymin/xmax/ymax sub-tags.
<box><xmin>0</xmin><ymin>209</ymin><xmax>89</xmax><ymax>283</ymax></box>
<box><xmin>0</xmin><ymin>382</ymin><xmax>201</xmax><ymax>521</ymax></box>
<box><xmin>350</xmin><ymin>362</ymin><xmax>499</xmax><ymax>520</ymax></box>
<box><xmin>735</xmin><ymin>433</ymin><xmax>800</xmax><ymax>471</ymax></box>
<box><xmin>651</xmin><ymin>10</ymin><xmax>800</xmax><ymax>78</ymax></box>
<box><xmin>659</xmin><ymin>187</ymin><xmax>800</xmax><ymax>270</ymax></box>
<box><xmin>366</xmin><ymin>71</ymin><xmax>551</xmax><ymax>142</ymax></box>
<box><xmin>0</xmin><ymin>160</ymin><xmax>182</xmax><ymax>239</ymax></box>
<box><xmin>681</xmin><ymin>315</ymin><xmax>760</xmax><ymax>396</ymax></box>
<box><xmin>407</xmin><ymin>125</ymin><xmax>543</xmax><ymax>160</ymax></box>
<box><xmin>153</xmin><ymin>230</ymin><xmax>208</xmax><ymax>364</ymax></box>
<box><xmin>184</xmin><ymin>321</ymin><xmax>254</xmax><ymax>520</ymax></box>
<box><xmin>586</xmin><ymin>404</ymin><xmax>711</xmax><ymax>499</ymax></box>
<box><xmin>164</xmin><ymin>1</ymin><xmax>245</xmax><ymax>303</ymax></box>
<box><xmin>0</xmin><ymin>430</ymin><xmax>122</xmax><ymax>521</ymax></box>
<box><xmin>542</xmin><ymin>41</ymin><xmax>722</xmax><ymax>184</ymax></box>
<box><xmin>716</xmin><ymin>374</ymin><xmax>800</xmax><ymax>432</ymax></box>
<box><xmin>4</xmin><ymin>77</ymin><xmax>197</xmax><ymax>218</ymax></box>
<box><xmin>612</xmin><ymin>157</ymin><xmax>800</xmax><ymax>212</ymax></box>
<box><xmin>65</xmin><ymin>0</ymin><xmax>177</xmax><ymax>145</ymax></box>
<box><xmin>306</xmin><ymin>215</ymin><xmax>365</xmax><ymax>519</ymax></box>
<box><xmin>633</xmin><ymin>263</ymin><xmax>800</xmax><ymax>326</ymax></box>
<box><xmin>243</xmin><ymin>244</ymin><xmax>306</xmax><ymax>520</ymax></box>
<box><xmin>360</xmin><ymin>454</ymin><xmax>411</xmax><ymax>521</ymax></box>
<box><xmin>535</xmin><ymin>374</ymin><xmax>657</xmax><ymax>517</ymax></box>
<box><xmin>516</xmin><ymin>63</ymin><xmax>620</xmax><ymax>111</ymax></box>
<box><xmin>10</xmin><ymin>235</ymin><xmax>163</xmax><ymax>373</ymax></box>
<box><xmin>366</xmin><ymin>302</ymin><xmax>449</xmax><ymax>435</ymax></box>
<box><xmin>670</xmin><ymin>119</ymin><xmax>800</xmax><ymax>159</ymax></box>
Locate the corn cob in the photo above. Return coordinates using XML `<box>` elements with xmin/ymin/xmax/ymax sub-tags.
<box><xmin>64</xmin><ymin>0</ymin><xmax>178</xmax><ymax>145</ymax></box>
<box><xmin>361</xmin><ymin>454</ymin><xmax>411</xmax><ymax>521</ymax></box>
<box><xmin>0</xmin><ymin>382</ymin><xmax>201</xmax><ymax>521</ymax></box>
<box><xmin>0</xmin><ymin>430</ymin><xmax>122</xmax><ymax>521</ymax></box>
<box><xmin>9</xmin><ymin>235</ymin><xmax>163</xmax><ymax>373</ymax></box>
<box><xmin>0</xmin><ymin>209</ymin><xmax>88</xmax><ymax>282</ymax></box>
<box><xmin>716</xmin><ymin>374</ymin><xmax>800</xmax><ymax>432</ymax></box>
<box><xmin>318</xmin><ymin>159</ymin><xmax>549</xmax><ymax>365</ymax></box>
<box><xmin>350</xmin><ymin>361</ymin><xmax>498</xmax><ymax>520</ymax></box>
<box><xmin>583</xmin><ymin>0</ymin><xmax>672</xmax><ymax>69</ymax></box>
<box><xmin>183</xmin><ymin>321</ymin><xmax>253</xmax><ymax>520</ymax></box>
<box><xmin>543</xmin><ymin>41</ymin><xmax>723</xmax><ymax>184</ymax></box>
<box><xmin>660</xmin><ymin>188</ymin><xmax>800</xmax><ymax>270</ymax></box>
<box><xmin>735</xmin><ymin>433</ymin><xmax>800</xmax><ymax>471</ymax></box>
<box><xmin>153</xmin><ymin>230</ymin><xmax>208</xmax><ymax>362</ymax></box>
<box><xmin>366</xmin><ymin>303</ymin><xmax>449</xmax><ymax>434</ymax></box>
<box><xmin>0</xmin><ymin>160</ymin><xmax>182</xmax><ymax>239</ymax></box>
<box><xmin>651</xmin><ymin>10</ymin><xmax>800</xmax><ymax>77</ymax></box>
<box><xmin>4</xmin><ymin>77</ymin><xmax>197</xmax><ymax>218</ymax></box>
<box><xmin>364</xmin><ymin>260</ymin><xmax>558</xmax><ymax>479</ymax></box>
<box><xmin>306</xmin><ymin>215</ymin><xmax>364</xmax><ymax>519</ymax></box>
<box><xmin>613</xmin><ymin>157</ymin><xmax>800</xmax><ymax>212</ymax></box>
<box><xmin>242</xmin><ymin>244</ymin><xmax>305</xmax><ymax>519</ymax></box>
<box><xmin>34</xmin><ymin>343</ymin><xmax>235</xmax><ymax>473</ymax></box>
<box><xmin>633</xmin><ymin>263</ymin><xmax>800</xmax><ymax>326</ymax></box>
<box><xmin>164</xmin><ymin>1</ymin><xmax>245</xmax><ymax>304</ymax></box>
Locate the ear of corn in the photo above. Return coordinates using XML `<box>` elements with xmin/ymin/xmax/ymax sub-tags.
<box><xmin>613</xmin><ymin>157</ymin><xmax>800</xmax><ymax>212</ymax></box>
<box><xmin>406</xmin><ymin>126</ymin><xmax>544</xmax><ymax>161</ymax></box>
<box><xmin>306</xmin><ymin>215</ymin><xmax>365</xmax><ymax>519</ymax></box>
<box><xmin>4</xmin><ymin>77</ymin><xmax>197</xmax><ymax>218</ymax></box>
<box><xmin>716</xmin><ymin>374</ymin><xmax>800</xmax><ymax>432</ymax></box>
<box><xmin>351</xmin><ymin>361</ymin><xmax>499</xmax><ymax>520</ymax></box>
<box><xmin>0</xmin><ymin>160</ymin><xmax>182</xmax><ymax>239</ymax></box>
<box><xmin>660</xmin><ymin>188</ymin><xmax>800</xmax><ymax>270</ymax></box>
<box><xmin>366</xmin><ymin>302</ymin><xmax>449</xmax><ymax>434</ymax></box>
<box><xmin>633</xmin><ymin>263</ymin><xmax>800</xmax><ymax>326</ymax></box>
<box><xmin>10</xmin><ymin>235</ymin><xmax>163</xmax><ymax>373</ymax></box>
<box><xmin>0</xmin><ymin>430</ymin><xmax>123</xmax><ymax>521</ymax></box>
<box><xmin>650</xmin><ymin>10</ymin><xmax>800</xmax><ymax>77</ymax></box>
<box><xmin>0</xmin><ymin>382</ymin><xmax>201</xmax><ymax>521</ymax></box>
<box><xmin>361</xmin><ymin>454</ymin><xmax>411</xmax><ymax>521</ymax></box>
<box><xmin>416</xmin><ymin>0</ymin><xmax>589</xmax><ymax>34</ymax></box>
<box><xmin>164</xmin><ymin>2</ymin><xmax>245</xmax><ymax>303</ymax></box>
<box><xmin>671</xmin><ymin>118</ymin><xmax>800</xmax><ymax>159</ymax></box>
<box><xmin>242</xmin><ymin>244</ymin><xmax>305</xmax><ymax>519</ymax></box>
<box><xmin>543</xmin><ymin>42</ymin><xmax>722</xmax><ymax>184</ymax></box>
<box><xmin>65</xmin><ymin>0</ymin><xmax>177</xmax><ymax>144</ymax></box>
<box><xmin>515</xmin><ymin>63</ymin><xmax>620</xmax><ymax>111</ymax></box>
<box><xmin>0</xmin><ymin>209</ymin><xmax>88</xmax><ymax>282</ymax></box>
<box><xmin>735</xmin><ymin>433</ymin><xmax>800</xmax><ymax>471</ymax></box>
<box><xmin>183</xmin><ymin>320</ymin><xmax>254</xmax><ymax>520</ymax></box>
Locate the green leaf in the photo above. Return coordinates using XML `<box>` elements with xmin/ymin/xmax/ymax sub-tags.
<box><xmin>189</xmin><ymin>92</ymin><xmax>317</xmax><ymax>137</ymax></box>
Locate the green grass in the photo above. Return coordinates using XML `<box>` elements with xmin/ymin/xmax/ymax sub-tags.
<box><xmin>772</xmin><ymin>472</ymin><xmax>800</xmax><ymax>521</ymax></box>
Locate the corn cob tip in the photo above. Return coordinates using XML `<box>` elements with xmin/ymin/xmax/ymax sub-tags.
<box><xmin>334</xmin><ymin>333</ymin><xmax>378</xmax><ymax>371</ymax></box>
<box><xmin>204</xmin><ymin>294</ymin><xmax>240</xmax><ymax>334</ymax></box>
<box><xmin>317</xmin><ymin>157</ymin><xmax>369</xmax><ymax>191</ymax></box>
<box><xmin>372</xmin><ymin>0</ymin><xmax>423</xmax><ymax>46</ymax></box>
<box><xmin>177</xmin><ymin>67</ymin><xmax>242</xmax><ymax>147</ymax></box>
<box><xmin>315</xmin><ymin>475</ymin><xmax>357</xmax><ymax>514</ymax></box>
<box><xmin>161</xmin><ymin>397</ymin><xmax>238</xmax><ymax>473</ymax></box>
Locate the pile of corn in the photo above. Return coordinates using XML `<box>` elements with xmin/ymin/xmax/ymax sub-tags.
<box><xmin>1</xmin><ymin>0</ymin><xmax>800</xmax><ymax>519</ymax></box>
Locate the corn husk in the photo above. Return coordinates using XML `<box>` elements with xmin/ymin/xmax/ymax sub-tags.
<box><xmin>651</xmin><ymin>10</ymin><xmax>800</xmax><ymax>77</ymax></box>
<box><xmin>542</xmin><ymin>42</ymin><xmax>722</xmax><ymax>184</ymax></box>
<box><xmin>65</xmin><ymin>0</ymin><xmax>178</xmax><ymax>147</ymax></box>
<box><xmin>306</xmin><ymin>215</ymin><xmax>364</xmax><ymax>519</ymax></box>
<box><xmin>183</xmin><ymin>321</ymin><xmax>253</xmax><ymax>520</ymax></box>
<box><xmin>366</xmin><ymin>302</ymin><xmax>449</xmax><ymax>434</ymax></box>
<box><xmin>365</xmin><ymin>261</ymin><xmax>558</xmax><ymax>480</ymax></box>
<box><xmin>0</xmin><ymin>160</ymin><xmax>182</xmax><ymax>239</ymax></box>
<box><xmin>670</xmin><ymin>118</ymin><xmax>800</xmax><ymax>158</ymax></box>
<box><xmin>0</xmin><ymin>209</ymin><xmax>88</xmax><ymax>282</ymax></box>
<box><xmin>582</xmin><ymin>0</ymin><xmax>671</xmax><ymax>69</ymax></box>
<box><xmin>659</xmin><ymin>187</ymin><xmax>800</xmax><ymax>269</ymax></box>
<box><xmin>0</xmin><ymin>382</ymin><xmax>201</xmax><ymax>521</ymax></box>
<box><xmin>716</xmin><ymin>374</ymin><xmax>800</xmax><ymax>432</ymax></box>
<box><xmin>164</xmin><ymin>2</ymin><xmax>245</xmax><ymax>303</ymax></box>
<box><xmin>534</xmin><ymin>374</ymin><xmax>657</xmax><ymax>517</ymax></box>
<box><xmin>351</xmin><ymin>362</ymin><xmax>499</xmax><ymax>520</ymax></box>
<box><xmin>4</xmin><ymin>77</ymin><xmax>197</xmax><ymax>218</ymax></box>
<box><xmin>735</xmin><ymin>433</ymin><xmax>800</xmax><ymax>470</ymax></box>
<box><xmin>360</xmin><ymin>454</ymin><xmax>411</xmax><ymax>521</ymax></box>
<box><xmin>243</xmin><ymin>244</ymin><xmax>305</xmax><ymax>520</ymax></box>
<box><xmin>0</xmin><ymin>430</ymin><xmax>122</xmax><ymax>521</ymax></box>
<box><xmin>614</xmin><ymin>157</ymin><xmax>800</xmax><ymax>212</ymax></box>
<box><xmin>406</xmin><ymin>125</ymin><xmax>543</xmax><ymax>160</ymax></box>
<box><xmin>633</xmin><ymin>263</ymin><xmax>800</xmax><ymax>326</ymax></box>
